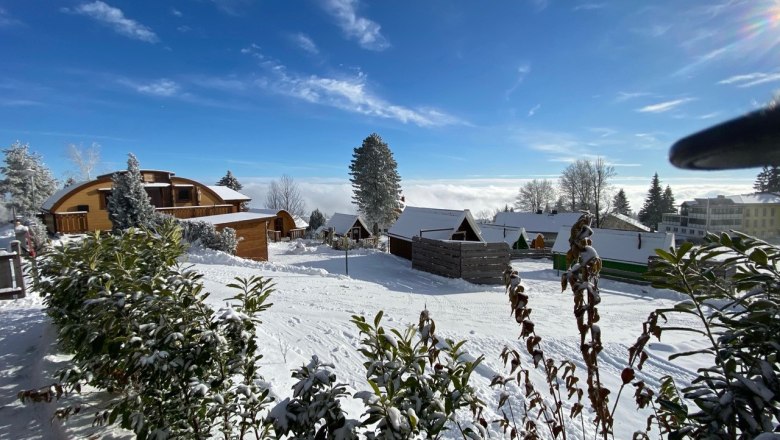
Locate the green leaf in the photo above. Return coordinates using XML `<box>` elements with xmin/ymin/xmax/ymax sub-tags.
<box><xmin>655</xmin><ymin>249</ymin><xmax>677</xmax><ymax>264</ymax></box>
<box><xmin>749</xmin><ymin>248</ymin><xmax>768</xmax><ymax>266</ymax></box>
<box><xmin>374</xmin><ymin>310</ymin><xmax>384</xmax><ymax>328</ymax></box>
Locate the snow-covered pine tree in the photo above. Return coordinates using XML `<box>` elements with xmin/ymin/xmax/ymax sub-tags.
<box><xmin>107</xmin><ymin>153</ymin><xmax>156</xmax><ymax>231</ymax></box>
<box><xmin>216</xmin><ymin>170</ymin><xmax>247</xmax><ymax>210</ymax></box>
<box><xmin>349</xmin><ymin>133</ymin><xmax>402</xmax><ymax>231</ymax></box>
<box><xmin>638</xmin><ymin>173</ymin><xmax>664</xmax><ymax>230</ymax></box>
<box><xmin>612</xmin><ymin>188</ymin><xmax>631</xmax><ymax>215</ymax></box>
<box><xmin>0</xmin><ymin>141</ymin><xmax>58</xmax><ymax>216</ymax></box>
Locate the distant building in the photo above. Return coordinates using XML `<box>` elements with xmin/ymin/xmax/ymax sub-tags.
<box><xmin>600</xmin><ymin>212</ymin><xmax>651</xmax><ymax>232</ymax></box>
<box><xmin>658</xmin><ymin>193</ymin><xmax>780</xmax><ymax>242</ymax></box>
<box><xmin>387</xmin><ymin>206</ymin><xmax>483</xmax><ymax>260</ymax></box>
<box><xmin>491</xmin><ymin>211</ymin><xmax>582</xmax><ymax>246</ymax></box>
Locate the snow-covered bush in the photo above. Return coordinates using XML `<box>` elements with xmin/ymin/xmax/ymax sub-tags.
<box><xmin>351</xmin><ymin>310</ymin><xmax>486</xmax><ymax>439</ymax></box>
<box><xmin>20</xmin><ymin>215</ymin><xmax>48</xmax><ymax>254</ymax></box>
<box><xmin>107</xmin><ymin>153</ymin><xmax>156</xmax><ymax>231</ymax></box>
<box><xmin>179</xmin><ymin>219</ymin><xmax>238</xmax><ymax>254</ymax></box>
<box><xmin>268</xmin><ymin>355</ymin><xmax>359</xmax><ymax>439</ymax></box>
<box><xmin>643</xmin><ymin>232</ymin><xmax>780</xmax><ymax>438</ymax></box>
<box><xmin>26</xmin><ymin>221</ymin><xmax>274</xmax><ymax>439</ymax></box>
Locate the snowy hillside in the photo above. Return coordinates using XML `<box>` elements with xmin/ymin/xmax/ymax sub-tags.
<box><xmin>0</xmin><ymin>235</ymin><xmax>704</xmax><ymax>439</ymax></box>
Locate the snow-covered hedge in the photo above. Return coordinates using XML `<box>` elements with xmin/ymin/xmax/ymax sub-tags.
<box><xmin>179</xmin><ymin>219</ymin><xmax>238</xmax><ymax>254</ymax></box>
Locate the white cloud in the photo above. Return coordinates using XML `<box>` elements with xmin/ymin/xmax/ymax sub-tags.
<box><xmin>292</xmin><ymin>33</ymin><xmax>319</xmax><ymax>55</ymax></box>
<box><xmin>0</xmin><ymin>7</ymin><xmax>22</xmax><ymax>27</ymax></box>
<box><xmin>673</xmin><ymin>45</ymin><xmax>731</xmax><ymax>77</ymax></box>
<box><xmin>171</xmin><ymin>8</ymin><xmax>182</xmax><ymax>17</ymax></box>
<box><xmin>505</xmin><ymin>64</ymin><xmax>531</xmax><ymax>98</ymax></box>
<box><xmin>636</xmin><ymin>98</ymin><xmax>695</xmax><ymax>113</ymax></box>
<box><xmin>718</xmin><ymin>72</ymin><xmax>780</xmax><ymax>88</ymax></box>
<box><xmin>135</xmin><ymin>79</ymin><xmax>180</xmax><ymax>97</ymax></box>
<box><xmin>527</xmin><ymin>104</ymin><xmax>541</xmax><ymax>117</ymax></box>
<box><xmin>63</xmin><ymin>1</ymin><xmax>158</xmax><ymax>43</ymax></box>
<box><xmin>615</xmin><ymin>91</ymin><xmax>651</xmax><ymax>102</ymax></box>
<box><xmin>572</xmin><ymin>3</ymin><xmax>606</xmax><ymax>11</ymax></box>
<box><xmin>244</xmin><ymin>48</ymin><xmax>462</xmax><ymax>127</ymax></box>
<box><xmin>242</xmin><ymin>175</ymin><xmax>754</xmax><ymax>220</ymax></box>
<box><xmin>322</xmin><ymin>0</ymin><xmax>389</xmax><ymax>51</ymax></box>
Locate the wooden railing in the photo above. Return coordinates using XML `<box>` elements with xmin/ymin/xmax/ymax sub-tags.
<box><xmin>0</xmin><ymin>241</ymin><xmax>25</xmax><ymax>300</ymax></box>
<box><xmin>268</xmin><ymin>230</ymin><xmax>282</xmax><ymax>242</ymax></box>
<box><xmin>156</xmin><ymin>205</ymin><xmax>233</xmax><ymax>219</ymax></box>
<box><xmin>54</xmin><ymin>211</ymin><xmax>88</xmax><ymax>234</ymax></box>
<box><xmin>289</xmin><ymin>228</ymin><xmax>305</xmax><ymax>240</ymax></box>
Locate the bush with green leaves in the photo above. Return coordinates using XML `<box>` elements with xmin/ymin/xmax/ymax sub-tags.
<box><xmin>179</xmin><ymin>219</ymin><xmax>238</xmax><ymax>254</ymax></box>
<box><xmin>25</xmin><ymin>219</ymin><xmax>274</xmax><ymax>439</ymax></box>
<box><xmin>643</xmin><ymin>232</ymin><xmax>780</xmax><ymax>438</ymax></box>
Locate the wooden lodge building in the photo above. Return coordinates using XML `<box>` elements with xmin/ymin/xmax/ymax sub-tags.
<box><xmin>323</xmin><ymin>213</ymin><xmax>372</xmax><ymax>240</ymax></box>
<box><xmin>248</xmin><ymin>208</ymin><xmax>308</xmax><ymax>242</ymax></box>
<box><xmin>40</xmin><ymin>169</ymin><xmax>276</xmax><ymax>261</ymax></box>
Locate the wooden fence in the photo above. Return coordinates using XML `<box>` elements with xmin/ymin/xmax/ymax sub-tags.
<box><xmin>156</xmin><ymin>205</ymin><xmax>233</xmax><ymax>219</ymax></box>
<box><xmin>510</xmin><ymin>248</ymin><xmax>552</xmax><ymax>259</ymax></box>
<box><xmin>412</xmin><ymin>237</ymin><xmax>509</xmax><ymax>285</ymax></box>
<box><xmin>54</xmin><ymin>211</ymin><xmax>88</xmax><ymax>234</ymax></box>
<box><xmin>0</xmin><ymin>241</ymin><xmax>25</xmax><ymax>300</ymax></box>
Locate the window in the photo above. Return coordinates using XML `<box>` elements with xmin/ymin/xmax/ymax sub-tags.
<box><xmin>745</xmin><ymin>208</ymin><xmax>750</xmax><ymax>217</ymax></box>
<box><xmin>673</xmin><ymin>227</ymin><xmax>678</xmax><ymax>232</ymax></box>
<box><xmin>666</xmin><ymin>227</ymin><xmax>670</xmax><ymax>231</ymax></box>
<box><xmin>177</xmin><ymin>188</ymin><xmax>192</xmax><ymax>202</ymax></box>
<box><xmin>76</xmin><ymin>204</ymin><xmax>89</xmax><ymax>212</ymax></box>
<box><xmin>100</xmin><ymin>191</ymin><xmax>112</xmax><ymax>210</ymax></box>
<box><xmin>763</xmin><ymin>207</ymin><xmax>767</xmax><ymax>216</ymax></box>
<box><xmin>699</xmin><ymin>231</ymin><xmax>704</xmax><ymax>236</ymax></box>
<box><xmin>762</xmin><ymin>219</ymin><xmax>766</xmax><ymax>227</ymax></box>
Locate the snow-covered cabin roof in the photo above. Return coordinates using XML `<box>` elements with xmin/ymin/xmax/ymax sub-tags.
<box><xmin>207</xmin><ymin>185</ymin><xmax>251</xmax><ymax>201</ymax></box>
<box><xmin>604</xmin><ymin>212</ymin><xmax>651</xmax><ymax>232</ymax></box>
<box><xmin>323</xmin><ymin>213</ymin><xmax>370</xmax><ymax>236</ymax></box>
<box><xmin>292</xmin><ymin>215</ymin><xmax>308</xmax><ymax>229</ymax></box>
<box><xmin>248</xmin><ymin>208</ymin><xmax>308</xmax><ymax>229</ymax></box>
<box><xmin>551</xmin><ymin>227</ymin><xmax>675</xmax><ymax>265</ymax></box>
<box><xmin>183</xmin><ymin>212</ymin><xmax>275</xmax><ymax>226</ymax></box>
<box><xmin>478</xmin><ymin>224</ymin><xmax>529</xmax><ymax>246</ymax></box>
<box><xmin>492</xmin><ymin>212</ymin><xmax>583</xmax><ymax>235</ymax></box>
<box><xmin>387</xmin><ymin>206</ymin><xmax>484</xmax><ymax>242</ymax></box>
<box><xmin>248</xmin><ymin>208</ymin><xmax>278</xmax><ymax>216</ymax></box>
<box><xmin>727</xmin><ymin>193</ymin><xmax>780</xmax><ymax>204</ymax></box>
<box><xmin>41</xmin><ymin>182</ymin><xmax>85</xmax><ymax>211</ymax></box>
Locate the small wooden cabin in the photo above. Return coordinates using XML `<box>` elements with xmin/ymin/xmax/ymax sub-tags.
<box><xmin>249</xmin><ymin>208</ymin><xmax>307</xmax><ymax>241</ymax></box>
<box><xmin>551</xmin><ymin>227</ymin><xmax>676</xmax><ymax>281</ymax></box>
<box><xmin>183</xmin><ymin>212</ymin><xmax>275</xmax><ymax>261</ymax></box>
<box><xmin>478</xmin><ymin>224</ymin><xmax>530</xmax><ymax>249</ymax></box>
<box><xmin>599</xmin><ymin>212</ymin><xmax>652</xmax><ymax>232</ymax></box>
<box><xmin>40</xmin><ymin>170</ymin><xmax>250</xmax><ymax>235</ymax></box>
<box><xmin>492</xmin><ymin>211</ymin><xmax>582</xmax><ymax>247</ymax></box>
<box><xmin>387</xmin><ymin>206</ymin><xmax>483</xmax><ymax>260</ymax></box>
<box><xmin>323</xmin><ymin>213</ymin><xmax>372</xmax><ymax>240</ymax></box>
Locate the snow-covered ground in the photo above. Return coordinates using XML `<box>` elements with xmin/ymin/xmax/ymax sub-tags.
<box><xmin>0</xmin><ymin>228</ymin><xmax>705</xmax><ymax>439</ymax></box>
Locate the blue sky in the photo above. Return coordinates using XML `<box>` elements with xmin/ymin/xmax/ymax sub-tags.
<box><xmin>2</xmin><ymin>0</ymin><xmax>779</xmax><ymax>215</ymax></box>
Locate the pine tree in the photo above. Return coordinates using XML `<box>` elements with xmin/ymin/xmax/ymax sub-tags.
<box><xmin>754</xmin><ymin>166</ymin><xmax>780</xmax><ymax>193</ymax></box>
<box><xmin>216</xmin><ymin>170</ymin><xmax>243</xmax><ymax>191</ymax></box>
<box><xmin>216</xmin><ymin>170</ymin><xmax>247</xmax><ymax>210</ymax></box>
<box><xmin>107</xmin><ymin>153</ymin><xmax>156</xmax><ymax>231</ymax></box>
<box><xmin>612</xmin><ymin>188</ymin><xmax>631</xmax><ymax>215</ymax></box>
<box><xmin>638</xmin><ymin>173</ymin><xmax>664</xmax><ymax>230</ymax></box>
<box><xmin>349</xmin><ymin>133</ymin><xmax>402</xmax><ymax>231</ymax></box>
<box><xmin>308</xmin><ymin>209</ymin><xmax>326</xmax><ymax>232</ymax></box>
<box><xmin>661</xmin><ymin>185</ymin><xmax>676</xmax><ymax>214</ymax></box>
<box><xmin>0</xmin><ymin>141</ymin><xmax>58</xmax><ymax>216</ymax></box>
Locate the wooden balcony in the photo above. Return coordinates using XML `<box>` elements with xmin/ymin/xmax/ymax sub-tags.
<box><xmin>54</xmin><ymin>211</ymin><xmax>89</xmax><ymax>234</ymax></box>
<box><xmin>156</xmin><ymin>205</ymin><xmax>233</xmax><ymax>219</ymax></box>
<box><xmin>289</xmin><ymin>228</ymin><xmax>305</xmax><ymax>240</ymax></box>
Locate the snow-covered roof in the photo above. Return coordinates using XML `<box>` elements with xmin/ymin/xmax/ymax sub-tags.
<box><xmin>727</xmin><ymin>193</ymin><xmax>780</xmax><ymax>204</ymax></box>
<box><xmin>207</xmin><ymin>185</ymin><xmax>251</xmax><ymax>201</ymax></box>
<box><xmin>41</xmin><ymin>182</ymin><xmax>86</xmax><ymax>211</ymax></box>
<box><xmin>293</xmin><ymin>215</ymin><xmax>308</xmax><ymax>229</ymax></box>
<box><xmin>248</xmin><ymin>208</ymin><xmax>279</xmax><ymax>216</ymax></box>
<box><xmin>492</xmin><ymin>212</ymin><xmax>583</xmax><ymax>234</ymax></box>
<box><xmin>143</xmin><ymin>182</ymin><xmax>170</xmax><ymax>188</ymax></box>
<box><xmin>551</xmin><ymin>227</ymin><xmax>675</xmax><ymax>265</ymax></box>
<box><xmin>604</xmin><ymin>212</ymin><xmax>651</xmax><ymax>232</ymax></box>
<box><xmin>323</xmin><ymin>213</ymin><xmax>370</xmax><ymax>236</ymax></box>
<box><xmin>183</xmin><ymin>212</ymin><xmax>275</xmax><ymax>225</ymax></box>
<box><xmin>388</xmin><ymin>206</ymin><xmax>484</xmax><ymax>242</ymax></box>
<box><xmin>478</xmin><ymin>224</ymin><xmax>529</xmax><ymax>246</ymax></box>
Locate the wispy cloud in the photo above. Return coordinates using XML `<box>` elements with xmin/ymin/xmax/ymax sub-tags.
<box><xmin>615</xmin><ymin>91</ymin><xmax>651</xmax><ymax>102</ymax></box>
<box><xmin>572</xmin><ymin>3</ymin><xmax>606</xmax><ymax>12</ymax></box>
<box><xmin>124</xmin><ymin>78</ymin><xmax>180</xmax><ymax>97</ymax></box>
<box><xmin>633</xmin><ymin>24</ymin><xmax>671</xmax><ymax>38</ymax></box>
<box><xmin>697</xmin><ymin>112</ymin><xmax>721</xmax><ymax>120</ymax></box>
<box><xmin>527</xmin><ymin>104</ymin><xmax>541</xmax><ymax>117</ymax></box>
<box><xmin>292</xmin><ymin>33</ymin><xmax>319</xmax><ymax>55</ymax></box>
<box><xmin>171</xmin><ymin>8</ymin><xmax>182</xmax><ymax>17</ymax></box>
<box><xmin>322</xmin><ymin>0</ymin><xmax>389</xmax><ymax>51</ymax></box>
<box><xmin>718</xmin><ymin>72</ymin><xmax>780</xmax><ymax>88</ymax></box>
<box><xmin>588</xmin><ymin>127</ymin><xmax>617</xmax><ymax>137</ymax></box>
<box><xmin>0</xmin><ymin>7</ymin><xmax>23</xmax><ymax>27</ymax></box>
<box><xmin>243</xmin><ymin>47</ymin><xmax>461</xmax><ymax>127</ymax></box>
<box><xmin>1</xmin><ymin>99</ymin><xmax>43</xmax><ymax>107</ymax></box>
<box><xmin>636</xmin><ymin>97</ymin><xmax>695</xmax><ymax>113</ymax></box>
<box><xmin>210</xmin><ymin>0</ymin><xmax>252</xmax><ymax>15</ymax></box>
<box><xmin>505</xmin><ymin>64</ymin><xmax>531</xmax><ymax>99</ymax></box>
<box><xmin>62</xmin><ymin>1</ymin><xmax>158</xmax><ymax>43</ymax></box>
<box><xmin>673</xmin><ymin>44</ymin><xmax>733</xmax><ymax>77</ymax></box>
<box><xmin>530</xmin><ymin>0</ymin><xmax>550</xmax><ymax>11</ymax></box>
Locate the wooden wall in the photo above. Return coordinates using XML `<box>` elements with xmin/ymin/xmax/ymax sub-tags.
<box><xmin>389</xmin><ymin>237</ymin><xmax>413</xmax><ymax>260</ymax></box>
<box><xmin>218</xmin><ymin>219</ymin><xmax>269</xmax><ymax>261</ymax></box>
<box><xmin>411</xmin><ymin>237</ymin><xmax>509</xmax><ymax>284</ymax></box>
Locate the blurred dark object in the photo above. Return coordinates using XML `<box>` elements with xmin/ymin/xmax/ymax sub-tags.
<box><xmin>669</xmin><ymin>106</ymin><xmax>780</xmax><ymax>170</ymax></box>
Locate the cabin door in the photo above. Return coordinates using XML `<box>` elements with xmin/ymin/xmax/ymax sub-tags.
<box><xmin>274</xmin><ymin>217</ymin><xmax>283</xmax><ymax>232</ymax></box>
<box><xmin>146</xmin><ymin>188</ymin><xmax>163</xmax><ymax>208</ymax></box>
